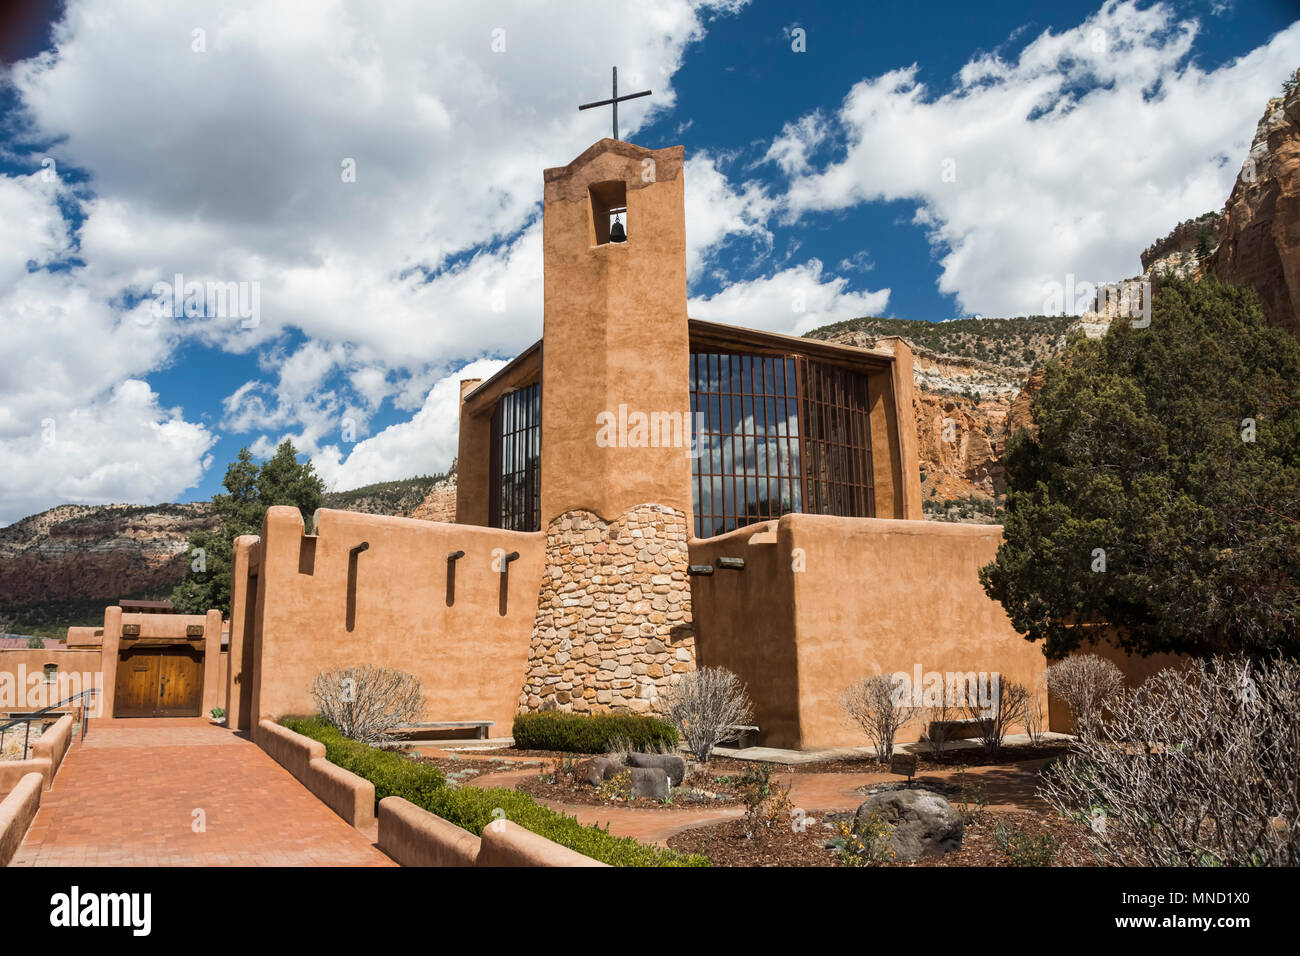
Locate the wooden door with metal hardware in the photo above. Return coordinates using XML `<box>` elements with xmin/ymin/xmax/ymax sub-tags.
<box><xmin>114</xmin><ymin>647</ymin><xmax>203</xmax><ymax>717</ymax></box>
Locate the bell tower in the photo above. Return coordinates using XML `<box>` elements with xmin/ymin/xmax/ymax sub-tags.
<box><xmin>521</xmin><ymin>138</ymin><xmax>696</xmax><ymax>716</ymax></box>
<box><xmin>538</xmin><ymin>139</ymin><xmax>692</xmax><ymax>521</ymax></box>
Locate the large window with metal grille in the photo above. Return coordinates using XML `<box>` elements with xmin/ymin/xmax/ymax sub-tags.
<box><xmin>489</xmin><ymin>383</ymin><xmax>541</xmax><ymax>532</ymax></box>
<box><xmin>689</xmin><ymin>351</ymin><xmax>875</xmax><ymax>538</ymax></box>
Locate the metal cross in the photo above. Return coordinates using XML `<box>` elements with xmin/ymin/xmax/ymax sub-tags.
<box><xmin>578</xmin><ymin>66</ymin><xmax>651</xmax><ymax>142</ymax></box>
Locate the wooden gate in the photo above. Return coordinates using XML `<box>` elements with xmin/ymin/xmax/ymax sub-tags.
<box><xmin>114</xmin><ymin>646</ymin><xmax>204</xmax><ymax>717</ymax></box>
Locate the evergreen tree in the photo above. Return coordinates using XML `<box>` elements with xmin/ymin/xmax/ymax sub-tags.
<box><xmin>981</xmin><ymin>278</ymin><xmax>1300</xmax><ymax>658</ymax></box>
<box><xmin>171</xmin><ymin>441</ymin><xmax>324</xmax><ymax>616</ymax></box>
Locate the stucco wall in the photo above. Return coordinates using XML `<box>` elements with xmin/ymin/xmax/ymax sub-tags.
<box><xmin>0</xmin><ymin>649</ymin><xmax>103</xmax><ymax>713</ymax></box>
<box><xmin>688</xmin><ymin>521</ymin><xmax>802</xmax><ymax>746</ymax></box>
<box><xmin>246</xmin><ymin>506</ymin><xmax>544</xmax><ymax>734</ymax></box>
<box><xmin>691</xmin><ymin>513</ymin><xmax>1047</xmax><ymax>750</ymax></box>
<box><xmin>0</xmin><ymin>772</ymin><xmax>42</xmax><ymax>864</ymax></box>
<box><xmin>226</xmin><ymin>535</ymin><xmax>260</xmax><ymax>732</ymax></box>
<box><xmin>540</xmin><ymin>140</ymin><xmax>693</xmax><ymax>523</ymax></box>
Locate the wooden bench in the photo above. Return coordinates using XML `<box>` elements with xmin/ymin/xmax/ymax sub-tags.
<box><xmin>392</xmin><ymin>720</ymin><xmax>495</xmax><ymax>740</ymax></box>
<box><xmin>926</xmin><ymin>718</ymin><xmax>984</xmax><ymax>741</ymax></box>
<box><xmin>719</xmin><ymin>724</ymin><xmax>759</xmax><ymax>749</ymax></box>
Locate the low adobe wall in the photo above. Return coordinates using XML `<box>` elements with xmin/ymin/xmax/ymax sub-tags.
<box><xmin>477</xmin><ymin>819</ymin><xmax>607</xmax><ymax>867</ymax></box>
<box><xmin>0</xmin><ymin>756</ymin><xmax>51</xmax><ymax>794</ymax></box>
<box><xmin>378</xmin><ymin>796</ymin><xmax>481</xmax><ymax>866</ymax></box>
<box><xmin>0</xmin><ymin>714</ymin><xmax>75</xmax><ymax>792</ymax></box>
<box><xmin>691</xmin><ymin>513</ymin><xmax>1048</xmax><ymax>750</ymax></box>
<box><xmin>0</xmin><ymin>772</ymin><xmax>43</xmax><ymax>866</ymax></box>
<box><xmin>245</xmin><ymin>507</ymin><xmax>545</xmax><ymax>735</ymax></box>
<box><xmin>255</xmin><ymin>720</ymin><xmax>375</xmax><ymax>830</ymax></box>
<box><xmin>31</xmin><ymin>714</ymin><xmax>75</xmax><ymax>782</ymax></box>
<box><xmin>259</xmin><ymin>721</ymin><xmax>605</xmax><ymax>867</ymax></box>
<box><xmin>377</xmin><ymin>797</ymin><xmax>606</xmax><ymax>867</ymax></box>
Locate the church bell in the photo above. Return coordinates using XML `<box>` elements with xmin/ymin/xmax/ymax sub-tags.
<box><xmin>609</xmin><ymin>214</ymin><xmax>627</xmax><ymax>243</ymax></box>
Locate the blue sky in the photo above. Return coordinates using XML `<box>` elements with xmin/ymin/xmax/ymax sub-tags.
<box><xmin>0</xmin><ymin>0</ymin><xmax>1296</xmax><ymax>522</ymax></box>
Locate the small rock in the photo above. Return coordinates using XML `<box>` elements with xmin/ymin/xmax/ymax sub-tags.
<box><xmin>628</xmin><ymin>766</ymin><xmax>670</xmax><ymax>800</ymax></box>
<box><xmin>574</xmin><ymin>756</ymin><xmax>622</xmax><ymax>787</ymax></box>
<box><xmin>624</xmin><ymin>752</ymin><xmax>686</xmax><ymax>786</ymax></box>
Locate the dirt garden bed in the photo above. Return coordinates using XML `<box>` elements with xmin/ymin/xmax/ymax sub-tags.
<box><xmin>514</xmin><ymin>756</ymin><xmax>749</xmax><ymax>810</ymax></box>
<box><xmin>404</xmin><ymin>750</ymin><xmax>548</xmax><ymax>785</ymax></box>
<box><xmin>757</xmin><ymin>741</ymin><xmax>1074</xmax><ymax>775</ymax></box>
<box><xmin>667</xmin><ymin>804</ymin><xmax>1093</xmax><ymax>867</ymax></box>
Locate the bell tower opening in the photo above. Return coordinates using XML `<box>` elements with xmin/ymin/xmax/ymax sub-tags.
<box><xmin>589</xmin><ymin>180</ymin><xmax>627</xmax><ymax>245</ymax></box>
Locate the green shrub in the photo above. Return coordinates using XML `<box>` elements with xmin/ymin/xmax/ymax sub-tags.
<box><xmin>994</xmin><ymin>821</ymin><xmax>1059</xmax><ymax>866</ymax></box>
<box><xmin>284</xmin><ymin>715</ymin><xmax>705</xmax><ymax>867</ymax></box>
<box><xmin>833</xmin><ymin>811</ymin><xmax>896</xmax><ymax>867</ymax></box>
<box><xmin>512</xmin><ymin>712</ymin><xmax>678</xmax><ymax>754</ymax></box>
<box><xmin>424</xmin><ymin>785</ymin><xmax>706</xmax><ymax>867</ymax></box>
<box><xmin>284</xmin><ymin>715</ymin><xmax>446</xmax><ymax>806</ymax></box>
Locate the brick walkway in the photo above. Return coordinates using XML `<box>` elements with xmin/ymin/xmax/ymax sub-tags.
<box><xmin>12</xmin><ymin>719</ymin><xmax>393</xmax><ymax>866</ymax></box>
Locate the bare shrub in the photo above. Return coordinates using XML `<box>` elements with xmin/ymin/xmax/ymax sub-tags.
<box><xmin>841</xmin><ymin>675</ymin><xmax>916</xmax><ymax>761</ymax></box>
<box><xmin>965</xmin><ymin>679</ymin><xmax>1029</xmax><ymax>755</ymax></box>
<box><xmin>309</xmin><ymin>665</ymin><xmax>424</xmax><ymax>744</ymax></box>
<box><xmin>1024</xmin><ymin>683</ymin><xmax>1047</xmax><ymax>745</ymax></box>
<box><xmin>1045</xmin><ymin>654</ymin><xmax>1124</xmax><ymax>731</ymax></box>
<box><xmin>1039</xmin><ymin>657</ymin><xmax>1300</xmax><ymax>866</ymax></box>
<box><xmin>662</xmin><ymin>666</ymin><xmax>753</xmax><ymax>762</ymax></box>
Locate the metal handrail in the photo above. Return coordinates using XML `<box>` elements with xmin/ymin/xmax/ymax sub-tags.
<box><xmin>0</xmin><ymin>688</ymin><xmax>101</xmax><ymax>760</ymax></box>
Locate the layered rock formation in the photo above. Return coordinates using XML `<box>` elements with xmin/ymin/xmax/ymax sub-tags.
<box><xmin>1141</xmin><ymin>211</ymin><xmax>1221</xmax><ymax>280</ymax></box>
<box><xmin>813</xmin><ymin>318</ymin><xmax>1067</xmax><ymax>515</ymax></box>
<box><xmin>407</xmin><ymin>469</ymin><xmax>458</xmax><ymax>523</ymax></box>
<box><xmin>0</xmin><ymin>503</ymin><xmax>216</xmax><ymax>611</ymax></box>
<box><xmin>1210</xmin><ymin>70</ymin><xmax>1300</xmax><ymax>340</ymax></box>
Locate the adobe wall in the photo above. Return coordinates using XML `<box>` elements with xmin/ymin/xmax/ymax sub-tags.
<box><xmin>687</xmin><ymin>521</ymin><xmax>802</xmax><ymax>745</ymax></box>
<box><xmin>0</xmin><ymin>772</ymin><xmax>42</xmax><ymax>864</ymax></box>
<box><xmin>0</xmin><ymin>649</ymin><xmax>103</xmax><ymax>713</ymax></box>
<box><xmin>886</xmin><ymin>339</ymin><xmax>924</xmax><ymax>520</ymax></box>
<box><xmin>225</xmin><ymin>535</ymin><xmax>260</xmax><ymax>732</ymax></box>
<box><xmin>521</xmin><ymin>504</ymin><xmax>695</xmax><ymax>714</ymax></box>
<box><xmin>246</xmin><ymin>506</ymin><xmax>544</xmax><ymax>734</ymax></box>
<box><xmin>454</xmin><ymin>377</ymin><xmax>490</xmax><ymax>526</ymax></box>
<box><xmin>691</xmin><ymin>513</ymin><xmax>1047</xmax><ymax>750</ymax></box>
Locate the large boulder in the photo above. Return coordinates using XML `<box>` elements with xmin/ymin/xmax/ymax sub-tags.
<box><xmin>624</xmin><ymin>752</ymin><xmax>686</xmax><ymax>786</ymax></box>
<box><xmin>855</xmin><ymin>789</ymin><xmax>964</xmax><ymax>861</ymax></box>
<box><xmin>574</xmin><ymin>756</ymin><xmax>622</xmax><ymax>787</ymax></box>
<box><xmin>628</xmin><ymin>767</ymin><xmax>670</xmax><ymax>800</ymax></box>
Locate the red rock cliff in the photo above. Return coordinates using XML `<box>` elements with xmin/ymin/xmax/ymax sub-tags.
<box><xmin>1211</xmin><ymin>69</ymin><xmax>1300</xmax><ymax>341</ymax></box>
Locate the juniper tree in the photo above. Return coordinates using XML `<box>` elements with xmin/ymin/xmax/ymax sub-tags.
<box><xmin>980</xmin><ymin>278</ymin><xmax>1300</xmax><ymax>658</ymax></box>
<box><xmin>171</xmin><ymin>441</ymin><xmax>324</xmax><ymax>615</ymax></box>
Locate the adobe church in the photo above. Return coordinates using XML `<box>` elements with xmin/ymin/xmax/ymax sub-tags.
<box><xmin>219</xmin><ymin>135</ymin><xmax>1045</xmax><ymax>750</ymax></box>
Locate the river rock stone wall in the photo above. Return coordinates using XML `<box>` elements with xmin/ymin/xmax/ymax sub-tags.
<box><xmin>519</xmin><ymin>504</ymin><xmax>695</xmax><ymax>714</ymax></box>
